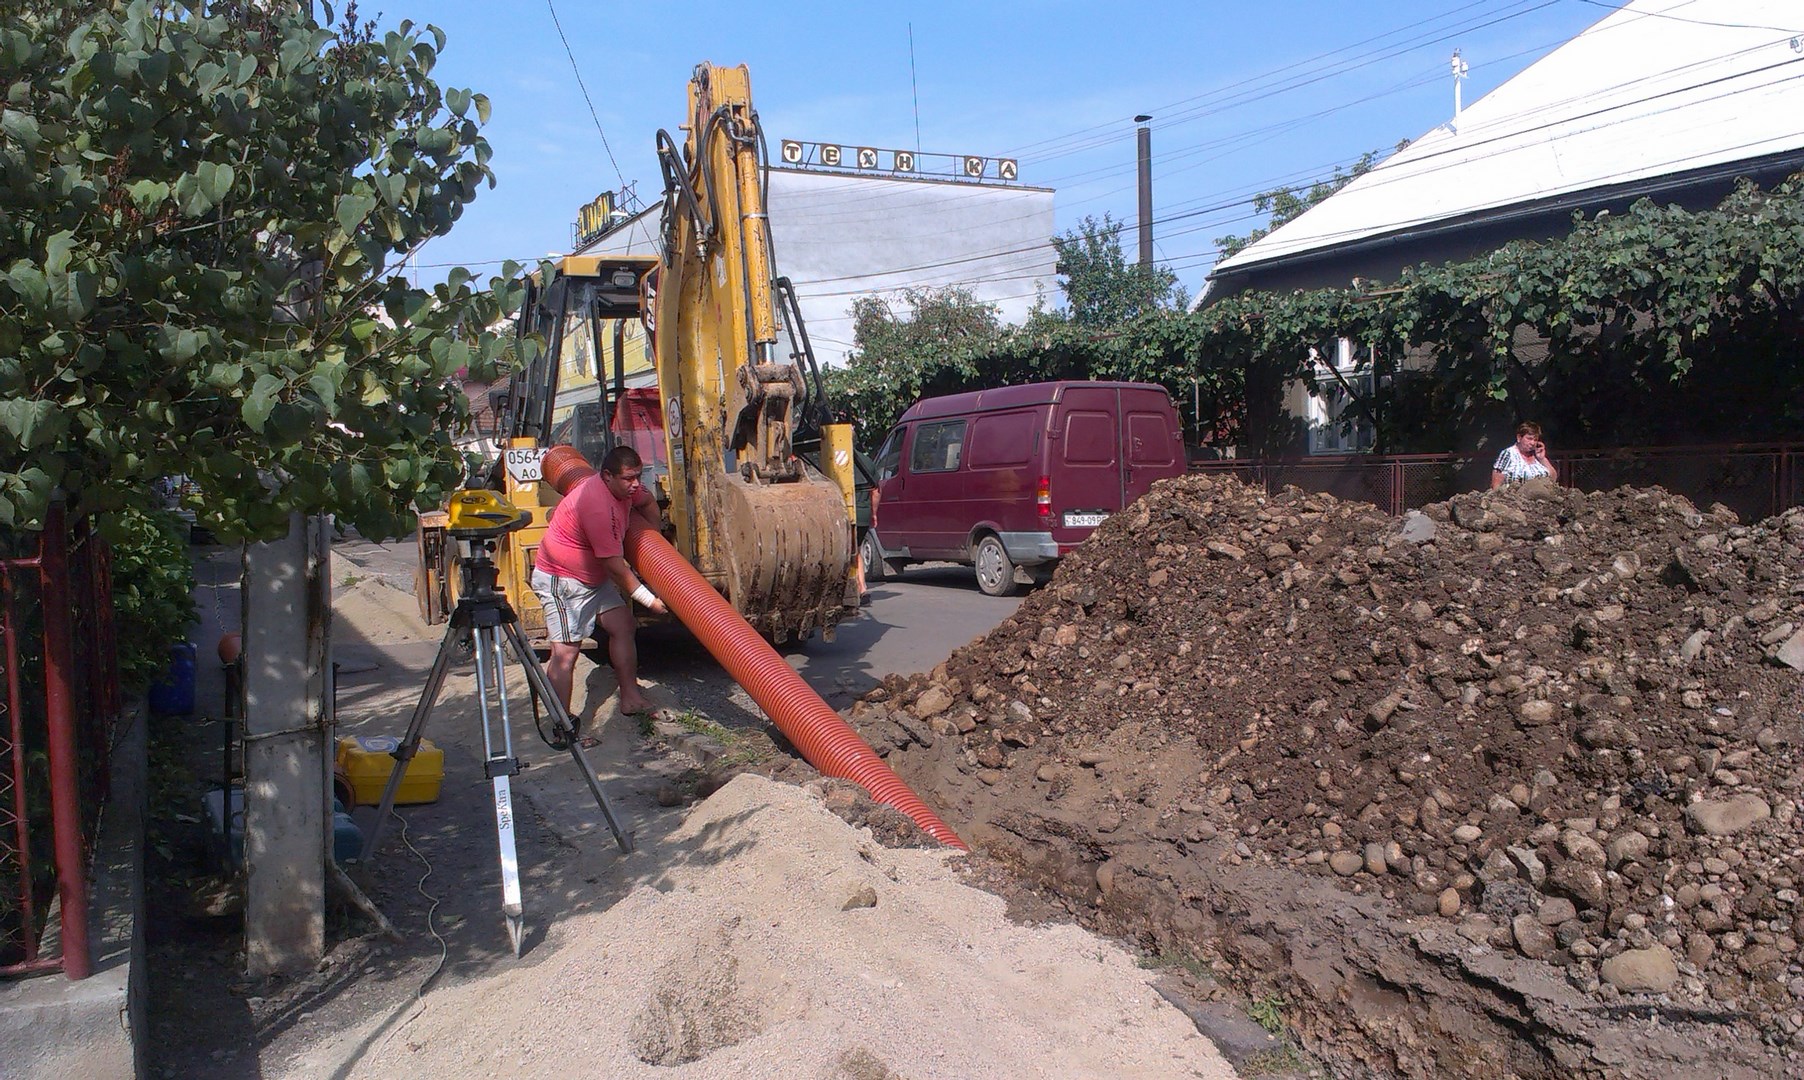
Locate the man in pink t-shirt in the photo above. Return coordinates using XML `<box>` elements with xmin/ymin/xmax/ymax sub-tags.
<box><xmin>531</xmin><ymin>446</ymin><xmax>667</xmax><ymax>715</ymax></box>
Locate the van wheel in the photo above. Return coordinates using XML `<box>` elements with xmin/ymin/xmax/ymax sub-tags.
<box><xmin>860</xmin><ymin>529</ymin><xmax>887</xmax><ymax>583</ymax></box>
<box><xmin>973</xmin><ymin>535</ymin><xmax>1020</xmax><ymax>597</ymax></box>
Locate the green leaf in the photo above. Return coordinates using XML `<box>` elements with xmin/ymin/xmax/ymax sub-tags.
<box><xmin>374</xmin><ymin>172</ymin><xmax>406</xmax><ymax>207</ymax></box>
<box><xmin>0</xmin><ymin>399</ymin><xmax>70</xmax><ymax>449</ymax></box>
<box><xmin>204</xmin><ymin>362</ymin><xmax>244</xmax><ymax>389</ymax></box>
<box><xmin>197</xmin><ymin>161</ymin><xmax>235</xmax><ymax>204</ymax></box>
<box><xmin>445</xmin><ymin>87</ymin><xmax>470</xmax><ymax>117</ymax></box>
<box><xmin>44</xmin><ymin>230</ymin><xmax>76</xmax><ymax>275</ymax></box>
<box><xmin>127</xmin><ymin>179</ymin><xmax>170</xmax><ymax>213</ymax></box>
<box><xmin>335</xmin><ymin>192</ymin><xmax>378</xmax><ymax>234</ymax></box>
<box><xmin>243</xmin><ymin>373</ymin><xmax>284</xmax><ymax>431</ymax></box>
<box><xmin>157</xmin><ymin>326</ymin><xmax>204</xmax><ymax>363</ymax></box>
<box><xmin>0</xmin><ymin>108</ymin><xmax>41</xmax><ymax>149</ymax></box>
<box><xmin>5</xmin><ymin>265</ymin><xmax>48</xmax><ymax>311</ymax></box>
<box><xmin>473</xmin><ymin>93</ymin><xmax>491</xmax><ymax>124</ymax></box>
<box><xmin>307</xmin><ymin>361</ymin><xmax>344</xmax><ymax>414</ymax></box>
<box><xmin>174</xmin><ymin>172</ymin><xmax>213</xmax><ymax>217</ymax></box>
<box><xmin>50</xmin><ymin>269</ymin><xmax>99</xmax><ymax>321</ymax></box>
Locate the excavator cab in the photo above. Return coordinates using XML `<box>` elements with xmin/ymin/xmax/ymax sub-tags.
<box><xmin>417</xmin><ymin>254</ymin><xmax>662</xmax><ymax>635</ymax></box>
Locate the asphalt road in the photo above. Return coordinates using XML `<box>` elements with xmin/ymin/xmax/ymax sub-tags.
<box><xmin>330</xmin><ymin>533</ymin><xmax>1028</xmax><ymax>716</ymax></box>
<box><xmin>605</xmin><ymin>562</ymin><xmax>1028</xmax><ymax>726</ymax></box>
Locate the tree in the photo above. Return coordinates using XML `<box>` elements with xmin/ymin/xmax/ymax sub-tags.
<box><xmin>831</xmin><ymin>286</ymin><xmax>1004</xmax><ymax>443</ymax></box>
<box><xmin>1215</xmin><ymin>146</ymin><xmax>1400</xmax><ymax>259</ymax></box>
<box><xmin>1052</xmin><ymin>213</ymin><xmax>1187</xmax><ymax>325</ymax></box>
<box><xmin>0</xmin><ymin>0</ymin><xmax>529</xmax><ymax>540</ymax></box>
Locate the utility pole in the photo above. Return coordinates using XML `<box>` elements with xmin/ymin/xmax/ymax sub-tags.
<box><xmin>1135</xmin><ymin>114</ymin><xmax>1153</xmax><ymax>267</ymax></box>
<box><xmin>1451</xmin><ymin>50</ymin><xmax>1469</xmax><ymax>132</ymax></box>
<box><xmin>242</xmin><ymin>513</ymin><xmax>332</xmax><ymax>975</ymax></box>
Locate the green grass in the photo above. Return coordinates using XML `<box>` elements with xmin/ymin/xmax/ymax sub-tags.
<box><xmin>1137</xmin><ymin>949</ymin><xmax>1212</xmax><ymax>980</ymax></box>
<box><xmin>1241</xmin><ymin>1043</ymin><xmax>1314</xmax><ymax>1077</ymax></box>
<box><xmin>651</xmin><ymin>709</ymin><xmax>775</xmax><ymax>769</ymax></box>
<box><xmin>668</xmin><ymin>710</ymin><xmax>736</xmax><ymax>742</ymax></box>
<box><xmin>1247</xmin><ymin>993</ymin><xmax>1288</xmax><ymax>1036</ymax></box>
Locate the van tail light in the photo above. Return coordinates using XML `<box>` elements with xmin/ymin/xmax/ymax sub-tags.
<box><xmin>1036</xmin><ymin>475</ymin><xmax>1051</xmax><ymax>522</ymax></box>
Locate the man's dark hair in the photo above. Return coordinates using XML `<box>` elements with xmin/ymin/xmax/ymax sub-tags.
<box><xmin>600</xmin><ymin>445</ymin><xmax>643</xmax><ymax>476</ymax></box>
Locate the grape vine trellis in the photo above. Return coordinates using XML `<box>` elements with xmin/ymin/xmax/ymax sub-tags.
<box><xmin>835</xmin><ymin>174</ymin><xmax>1804</xmax><ymax>453</ymax></box>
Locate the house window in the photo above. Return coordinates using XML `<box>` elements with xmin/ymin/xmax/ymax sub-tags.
<box><xmin>1307</xmin><ymin>339</ymin><xmax>1376</xmax><ymax>455</ymax></box>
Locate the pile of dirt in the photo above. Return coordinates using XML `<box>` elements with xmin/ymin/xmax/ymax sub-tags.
<box><xmin>848</xmin><ymin>474</ymin><xmax>1804</xmax><ymax>1078</ymax></box>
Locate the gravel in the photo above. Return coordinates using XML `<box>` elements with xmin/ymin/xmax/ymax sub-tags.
<box><xmin>849</xmin><ymin>474</ymin><xmax>1804</xmax><ymax>1076</ymax></box>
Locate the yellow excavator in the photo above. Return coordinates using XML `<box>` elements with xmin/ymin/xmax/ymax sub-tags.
<box><xmin>416</xmin><ymin>63</ymin><xmax>859</xmax><ymax>644</ymax></box>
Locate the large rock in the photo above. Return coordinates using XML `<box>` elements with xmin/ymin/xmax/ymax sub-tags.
<box><xmin>1771</xmin><ymin>630</ymin><xmax>1804</xmax><ymax>671</ymax></box>
<box><xmin>1512</xmin><ymin>914</ymin><xmax>1556</xmax><ymax>960</ymax></box>
<box><xmin>1548</xmin><ymin>861</ymin><xmax>1607</xmax><ymax>909</ymax></box>
<box><xmin>1684</xmin><ymin>796</ymin><xmax>1772</xmax><ymax>837</ymax></box>
<box><xmin>911</xmin><ymin>686</ymin><xmax>955</xmax><ymax>719</ymax></box>
<box><xmin>1600</xmin><ymin>946</ymin><xmax>1679</xmax><ymax>993</ymax></box>
<box><xmin>1398</xmin><ymin>510</ymin><xmax>1437</xmax><ymax>544</ymax></box>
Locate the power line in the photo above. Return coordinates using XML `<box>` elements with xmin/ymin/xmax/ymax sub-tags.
<box><xmin>423</xmin><ymin>24</ymin><xmax>1802</xmax><ymax>294</ymax></box>
<box><xmin>544</xmin><ymin>0</ymin><xmax>629</xmax><ymax>199</ymax></box>
<box><xmin>1574</xmin><ymin>0</ymin><xmax>1803</xmax><ymax>35</ymax></box>
<box><xmin>1002</xmin><ymin>0</ymin><xmax>1522</xmax><ymax>159</ymax></box>
<box><xmin>1017</xmin><ymin>0</ymin><xmax>1562</xmax><ymax>166</ymax></box>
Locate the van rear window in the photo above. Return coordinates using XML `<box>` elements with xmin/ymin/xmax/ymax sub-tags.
<box><xmin>909</xmin><ymin>420</ymin><xmax>967</xmax><ymax>473</ymax></box>
<box><xmin>967</xmin><ymin>411</ymin><xmax>1036</xmax><ymax>468</ymax></box>
<box><xmin>1062</xmin><ymin>411</ymin><xmax>1116</xmax><ymax>465</ymax></box>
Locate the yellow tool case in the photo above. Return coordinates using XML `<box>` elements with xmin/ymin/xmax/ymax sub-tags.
<box><xmin>336</xmin><ymin>734</ymin><xmax>445</xmax><ymax>807</ymax></box>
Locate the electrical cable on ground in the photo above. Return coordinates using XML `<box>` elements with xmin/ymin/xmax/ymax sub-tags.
<box><xmin>395</xmin><ymin>810</ymin><xmax>449</xmax><ymax>1006</ymax></box>
<box><xmin>326</xmin><ymin>810</ymin><xmax>449</xmax><ymax>1080</ymax></box>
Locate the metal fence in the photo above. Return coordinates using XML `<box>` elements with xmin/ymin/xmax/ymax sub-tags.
<box><xmin>1</xmin><ymin>500</ymin><xmax>119</xmax><ymax>980</ymax></box>
<box><xmin>1192</xmin><ymin>443</ymin><xmax>1804</xmax><ymax>522</ymax></box>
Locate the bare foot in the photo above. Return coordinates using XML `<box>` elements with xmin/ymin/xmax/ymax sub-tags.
<box><xmin>619</xmin><ymin>694</ymin><xmax>654</xmax><ymax>717</ymax></box>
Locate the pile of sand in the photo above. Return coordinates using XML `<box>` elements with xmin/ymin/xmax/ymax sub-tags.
<box><xmin>332</xmin><ymin>575</ymin><xmax>439</xmax><ymax>649</ymax></box>
<box><xmin>348</xmin><ymin>774</ymin><xmax>1236</xmax><ymax>1079</ymax></box>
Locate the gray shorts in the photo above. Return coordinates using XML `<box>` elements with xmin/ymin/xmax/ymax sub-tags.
<box><xmin>530</xmin><ymin>567</ymin><xmax>626</xmax><ymax>643</ymax></box>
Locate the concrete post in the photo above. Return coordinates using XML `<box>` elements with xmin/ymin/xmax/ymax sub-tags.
<box><xmin>1135</xmin><ymin>115</ymin><xmax>1153</xmax><ymax>268</ymax></box>
<box><xmin>240</xmin><ymin>513</ymin><xmax>332</xmax><ymax>975</ymax></box>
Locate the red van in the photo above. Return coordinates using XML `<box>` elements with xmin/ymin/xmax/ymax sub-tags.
<box><xmin>863</xmin><ymin>381</ymin><xmax>1187</xmax><ymax>596</ymax></box>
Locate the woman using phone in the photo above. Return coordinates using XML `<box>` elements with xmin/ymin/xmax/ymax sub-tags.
<box><xmin>1491</xmin><ymin>421</ymin><xmax>1557</xmax><ymax>488</ymax></box>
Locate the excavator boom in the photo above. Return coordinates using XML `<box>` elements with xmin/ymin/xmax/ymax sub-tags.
<box><xmin>653</xmin><ymin>63</ymin><xmax>856</xmax><ymax>640</ymax></box>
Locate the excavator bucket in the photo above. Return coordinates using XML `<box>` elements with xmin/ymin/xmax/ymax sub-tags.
<box><xmin>714</xmin><ymin>472</ymin><xmax>853</xmax><ymax>642</ymax></box>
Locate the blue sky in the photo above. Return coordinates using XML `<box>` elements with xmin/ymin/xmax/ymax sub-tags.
<box><xmin>411</xmin><ymin>0</ymin><xmax>1611</xmax><ymax>298</ymax></box>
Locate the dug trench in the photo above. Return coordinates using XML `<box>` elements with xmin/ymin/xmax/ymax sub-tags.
<box><xmin>843</xmin><ymin>474</ymin><xmax>1804</xmax><ymax>1078</ymax></box>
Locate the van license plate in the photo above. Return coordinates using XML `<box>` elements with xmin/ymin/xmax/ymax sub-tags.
<box><xmin>1063</xmin><ymin>511</ymin><xmax>1107</xmax><ymax>528</ymax></box>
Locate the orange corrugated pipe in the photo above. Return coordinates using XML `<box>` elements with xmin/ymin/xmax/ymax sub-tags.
<box><xmin>625</xmin><ymin>525</ymin><xmax>967</xmax><ymax>849</ymax></box>
<box><xmin>541</xmin><ymin>446</ymin><xmax>963</xmax><ymax>848</ymax></box>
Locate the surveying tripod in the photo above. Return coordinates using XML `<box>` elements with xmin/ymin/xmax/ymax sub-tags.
<box><xmin>360</xmin><ymin>489</ymin><xmax>634</xmax><ymax>955</ymax></box>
